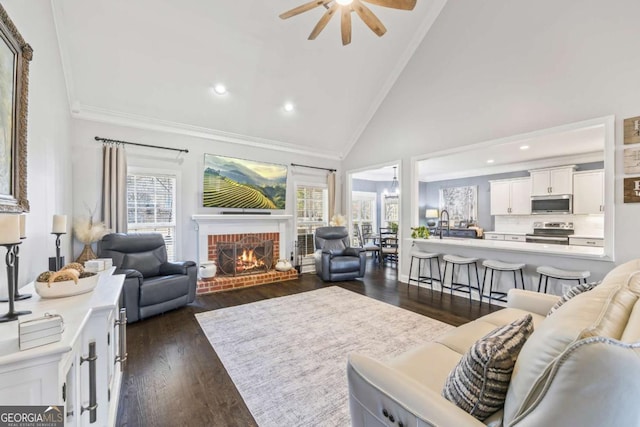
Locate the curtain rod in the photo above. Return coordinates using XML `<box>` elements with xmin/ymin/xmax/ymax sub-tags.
<box><xmin>95</xmin><ymin>136</ymin><xmax>189</xmax><ymax>154</ymax></box>
<box><xmin>291</xmin><ymin>163</ymin><xmax>336</xmax><ymax>172</ymax></box>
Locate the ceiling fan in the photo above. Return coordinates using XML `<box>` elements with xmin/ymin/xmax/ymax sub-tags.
<box><xmin>279</xmin><ymin>0</ymin><xmax>417</xmax><ymax>46</ymax></box>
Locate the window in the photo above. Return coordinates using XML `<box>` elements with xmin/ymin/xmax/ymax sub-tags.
<box><xmin>351</xmin><ymin>191</ymin><xmax>376</xmax><ymax>245</ymax></box>
<box><xmin>382</xmin><ymin>196</ymin><xmax>399</xmax><ymax>226</ymax></box>
<box><xmin>127</xmin><ymin>172</ymin><xmax>177</xmax><ymax>261</ymax></box>
<box><xmin>296</xmin><ymin>185</ymin><xmax>328</xmax><ymax>258</ymax></box>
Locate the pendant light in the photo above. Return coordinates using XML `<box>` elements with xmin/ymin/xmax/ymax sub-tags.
<box><xmin>384</xmin><ymin>166</ymin><xmax>399</xmax><ymax>198</ymax></box>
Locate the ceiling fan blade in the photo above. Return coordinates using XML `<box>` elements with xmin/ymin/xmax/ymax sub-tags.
<box><xmin>353</xmin><ymin>0</ymin><xmax>387</xmax><ymax>37</ymax></box>
<box><xmin>280</xmin><ymin>0</ymin><xmax>331</xmax><ymax>20</ymax></box>
<box><xmin>308</xmin><ymin>3</ymin><xmax>338</xmax><ymax>40</ymax></box>
<box><xmin>341</xmin><ymin>5</ymin><xmax>352</xmax><ymax>45</ymax></box>
<box><xmin>361</xmin><ymin>0</ymin><xmax>416</xmax><ymax>10</ymax></box>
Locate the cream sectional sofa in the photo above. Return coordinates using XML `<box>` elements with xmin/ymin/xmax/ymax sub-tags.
<box><xmin>347</xmin><ymin>259</ymin><xmax>640</xmax><ymax>427</ymax></box>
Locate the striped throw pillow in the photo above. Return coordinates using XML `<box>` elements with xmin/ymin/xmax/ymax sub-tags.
<box><xmin>442</xmin><ymin>314</ymin><xmax>534</xmax><ymax>420</ymax></box>
<box><xmin>548</xmin><ymin>281</ymin><xmax>601</xmax><ymax>316</ymax></box>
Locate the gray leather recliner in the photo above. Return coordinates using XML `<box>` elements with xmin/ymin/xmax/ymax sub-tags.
<box><xmin>98</xmin><ymin>233</ymin><xmax>197</xmax><ymax>323</ymax></box>
<box><xmin>314</xmin><ymin>226</ymin><xmax>366</xmax><ymax>281</ymax></box>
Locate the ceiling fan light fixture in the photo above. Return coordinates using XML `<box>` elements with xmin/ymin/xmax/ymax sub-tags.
<box><xmin>280</xmin><ymin>0</ymin><xmax>415</xmax><ymax>46</ymax></box>
<box><xmin>212</xmin><ymin>84</ymin><xmax>227</xmax><ymax>95</ymax></box>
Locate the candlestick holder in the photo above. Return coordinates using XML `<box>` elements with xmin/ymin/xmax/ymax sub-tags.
<box><xmin>51</xmin><ymin>232</ymin><xmax>65</xmax><ymax>271</ymax></box>
<box><xmin>0</xmin><ymin>238</ymin><xmax>30</xmax><ymax>302</ymax></box>
<box><xmin>0</xmin><ymin>242</ymin><xmax>31</xmax><ymax>323</ymax></box>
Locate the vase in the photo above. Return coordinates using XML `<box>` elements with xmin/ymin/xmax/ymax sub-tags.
<box><xmin>75</xmin><ymin>244</ymin><xmax>97</xmax><ymax>265</ymax></box>
<box><xmin>275</xmin><ymin>259</ymin><xmax>292</xmax><ymax>272</ymax></box>
<box><xmin>199</xmin><ymin>261</ymin><xmax>217</xmax><ymax>279</ymax></box>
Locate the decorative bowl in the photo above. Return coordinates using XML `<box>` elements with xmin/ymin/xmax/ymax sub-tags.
<box><xmin>35</xmin><ymin>273</ymin><xmax>99</xmax><ymax>299</ymax></box>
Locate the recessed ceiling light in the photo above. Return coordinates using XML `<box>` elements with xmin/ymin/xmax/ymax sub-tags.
<box><xmin>487</xmin><ymin>159</ymin><xmax>495</xmax><ymax>164</ymax></box>
<box><xmin>336</xmin><ymin>0</ymin><xmax>353</xmax><ymax>5</ymax></box>
<box><xmin>283</xmin><ymin>102</ymin><xmax>295</xmax><ymax>112</ymax></box>
<box><xmin>212</xmin><ymin>84</ymin><xmax>227</xmax><ymax>95</ymax></box>
<box><xmin>520</xmin><ymin>145</ymin><xmax>530</xmax><ymax>150</ymax></box>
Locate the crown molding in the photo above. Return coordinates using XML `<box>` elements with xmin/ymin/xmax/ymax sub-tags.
<box><xmin>340</xmin><ymin>0</ymin><xmax>449</xmax><ymax>159</ymax></box>
<box><xmin>72</xmin><ymin>105</ymin><xmax>342</xmax><ymax>161</ymax></box>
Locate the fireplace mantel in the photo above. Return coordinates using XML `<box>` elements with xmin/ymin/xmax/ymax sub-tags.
<box><xmin>192</xmin><ymin>214</ymin><xmax>293</xmax><ymax>223</ymax></box>
<box><xmin>192</xmin><ymin>214</ymin><xmax>293</xmax><ymax>265</ymax></box>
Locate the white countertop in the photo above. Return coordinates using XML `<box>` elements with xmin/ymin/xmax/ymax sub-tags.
<box><xmin>570</xmin><ymin>235</ymin><xmax>604</xmax><ymax>239</ymax></box>
<box><xmin>410</xmin><ymin>237</ymin><xmax>606</xmax><ymax>259</ymax></box>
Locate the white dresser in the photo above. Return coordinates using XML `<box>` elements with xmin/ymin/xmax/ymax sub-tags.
<box><xmin>0</xmin><ymin>272</ymin><xmax>125</xmax><ymax>426</ymax></box>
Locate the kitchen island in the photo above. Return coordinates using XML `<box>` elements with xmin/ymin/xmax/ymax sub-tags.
<box><xmin>408</xmin><ymin>237</ymin><xmax>613</xmax><ymax>297</ymax></box>
<box><xmin>410</xmin><ymin>237</ymin><xmax>605</xmax><ymax>259</ymax></box>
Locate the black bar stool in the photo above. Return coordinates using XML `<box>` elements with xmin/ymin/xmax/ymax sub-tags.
<box><xmin>536</xmin><ymin>266</ymin><xmax>590</xmax><ymax>294</ymax></box>
<box><xmin>482</xmin><ymin>260</ymin><xmax>526</xmax><ymax>305</ymax></box>
<box><xmin>442</xmin><ymin>255</ymin><xmax>481</xmax><ymax>302</ymax></box>
<box><xmin>408</xmin><ymin>251</ymin><xmax>441</xmax><ymax>290</ymax></box>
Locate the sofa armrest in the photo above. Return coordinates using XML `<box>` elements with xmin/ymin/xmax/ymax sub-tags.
<box><xmin>507</xmin><ymin>289</ymin><xmax>560</xmax><ymax>316</ymax></box>
<box><xmin>116</xmin><ymin>269</ymin><xmax>143</xmax><ymax>323</ymax></box>
<box><xmin>116</xmin><ymin>268</ymin><xmax>143</xmax><ymax>279</ymax></box>
<box><xmin>347</xmin><ymin>353</ymin><xmax>486</xmax><ymax>427</ymax></box>
<box><xmin>344</xmin><ymin>247</ymin><xmax>364</xmax><ymax>257</ymax></box>
<box><xmin>159</xmin><ymin>261</ymin><xmax>196</xmax><ymax>276</ymax></box>
<box><xmin>322</xmin><ymin>248</ymin><xmax>345</xmax><ymax>256</ymax></box>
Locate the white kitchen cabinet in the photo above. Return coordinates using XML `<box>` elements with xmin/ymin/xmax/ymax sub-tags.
<box><xmin>530</xmin><ymin>166</ymin><xmax>575</xmax><ymax>196</ymax></box>
<box><xmin>484</xmin><ymin>232</ymin><xmax>505</xmax><ymax>241</ymax></box>
<box><xmin>0</xmin><ymin>271</ymin><xmax>125</xmax><ymax>427</ymax></box>
<box><xmin>490</xmin><ymin>178</ymin><xmax>531</xmax><ymax>215</ymax></box>
<box><xmin>573</xmin><ymin>170</ymin><xmax>604</xmax><ymax>214</ymax></box>
<box><xmin>504</xmin><ymin>234</ymin><xmax>526</xmax><ymax>242</ymax></box>
<box><xmin>569</xmin><ymin>237</ymin><xmax>604</xmax><ymax>247</ymax></box>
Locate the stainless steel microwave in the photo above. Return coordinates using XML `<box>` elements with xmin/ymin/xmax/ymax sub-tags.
<box><xmin>531</xmin><ymin>194</ymin><xmax>572</xmax><ymax>214</ymax></box>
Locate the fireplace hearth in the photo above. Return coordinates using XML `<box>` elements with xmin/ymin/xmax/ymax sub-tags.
<box><xmin>216</xmin><ymin>235</ymin><xmax>274</xmax><ymax>276</ymax></box>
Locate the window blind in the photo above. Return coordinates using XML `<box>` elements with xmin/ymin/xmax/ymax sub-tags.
<box><xmin>127</xmin><ymin>173</ymin><xmax>177</xmax><ymax>260</ymax></box>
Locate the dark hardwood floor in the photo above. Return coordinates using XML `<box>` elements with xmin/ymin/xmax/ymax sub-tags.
<box><xmin>116</xmin><ymin>261</ymin><xmax>501</xmax><ymax>427</ymax></box>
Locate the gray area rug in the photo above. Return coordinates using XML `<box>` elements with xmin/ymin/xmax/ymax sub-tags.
<box><xmin>196</xmin><ymin>286</ymin><xmax>453</xmax><ymax>426</ymax></box>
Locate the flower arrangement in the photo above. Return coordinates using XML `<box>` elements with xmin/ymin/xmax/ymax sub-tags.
<box><xmin>329</xmin><ymin>213</ymin><xmax>347</xmax><ymax>226</ymax></box>
<box><xmin>74</xmin><ymin>216</ymin><xmax>110</xmax><ymax>245</ymax></box>
<box><xmin>73</xmin><ymin>204</ymin><xmax>110</xmax><ymax>263</ymax></box>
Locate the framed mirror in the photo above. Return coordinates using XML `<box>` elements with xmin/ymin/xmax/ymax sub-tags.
<box><xmin>0</xmin><ymin>6</ymin><xmax>32</xmax><ymax>212</ymax></box>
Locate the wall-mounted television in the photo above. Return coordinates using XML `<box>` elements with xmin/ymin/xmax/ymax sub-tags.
<box><xmin>203</xmin><ymin>154</ymin><xmax>287</xmax><ymax>209</ymax></box>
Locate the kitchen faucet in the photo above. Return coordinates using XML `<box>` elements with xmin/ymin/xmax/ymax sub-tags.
<box><xmin>439</xmin><ymin>209</ymin><xmax>450</xmax><ymax>239</ymax></box>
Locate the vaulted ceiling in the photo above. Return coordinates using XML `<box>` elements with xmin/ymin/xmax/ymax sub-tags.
<box><xmin>53</xmin><ymin>0</ymin><xmax>447</xmax><ymax>159</ymax></box>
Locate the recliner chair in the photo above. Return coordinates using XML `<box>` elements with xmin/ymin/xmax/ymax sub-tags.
<box><xmin>314</xmin><ymin>226</ymin><xmax>366</xmax><ymax>281</ymax></box>
<box><xmin>98</xmin><ymin>233</ymin><xmax>197</xmax><ymax>323</ymax></box>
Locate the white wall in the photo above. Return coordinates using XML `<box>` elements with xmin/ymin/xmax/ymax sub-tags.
<box><xmin>70</xmin><ymin>119</ymin><xmax>341</xmax><ymax>263</ymax></box>
<box><xmin>0</xmin><ymin>1</ymin><xmax>73</xmax><ymax>296</ymax></box>
<box><xmin>343</xmin><ymin>0</ymin><xmax>640</xmax><ymax>279</ymax></box>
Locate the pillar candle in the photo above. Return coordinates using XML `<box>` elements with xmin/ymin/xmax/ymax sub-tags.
<box><xmin>52</xmin><ymin>214</ymin><xmax>67</xmax><ymax>234</ymax></box>
<box><xmin>0</xmin><ymin>214</ymin><xmax>21</xmax><ymax>244</ymax></box>
<box><xmin>19</xmin><ymin>213</ymin><xmax>26</xmax><ymax>239</ymax></box>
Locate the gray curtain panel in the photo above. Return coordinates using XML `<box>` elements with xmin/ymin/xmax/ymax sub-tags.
<box><xmin>101</xmin><ymin>144</ymin><xmax>127</xmax><ymax>232</ymax></box>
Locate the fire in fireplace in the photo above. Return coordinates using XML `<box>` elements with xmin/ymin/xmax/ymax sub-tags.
<box><xmin>216</xmin><ymin>235</ymin><xmax>274</xmax><ymax>276</ymax></box>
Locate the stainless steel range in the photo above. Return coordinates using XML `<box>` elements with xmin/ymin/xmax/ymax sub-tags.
<box><xmin>525</xmin><ymin>222</ymin><xmax>574</xmax><ymax>245</ymax></box>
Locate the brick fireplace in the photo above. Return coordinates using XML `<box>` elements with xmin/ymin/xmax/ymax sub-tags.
<box><xmin>216</xmin><ymin>233</ymin><xmax>280</xmax><ymax>276</ymax></box>
<box><xmin>193</xmin><ymin>214</ymin><xmax>298</xmax><ymax>294</ymax></box>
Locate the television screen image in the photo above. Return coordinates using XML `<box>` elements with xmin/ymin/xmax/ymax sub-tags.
<box><xmin>203</xmin><ymin>154</ymin><xmax>287</xmax><ymax>209</ymax></box>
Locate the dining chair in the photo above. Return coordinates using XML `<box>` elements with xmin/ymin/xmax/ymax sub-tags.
<box><xmin>379</xmin><ymin>227</ymin><xmax>399</xmax><ymax>267</ymax></box>
<box><xmin>354</xmin><ymin>224</ymin><xmax>380</xmax><ymax>263</ymax></box>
